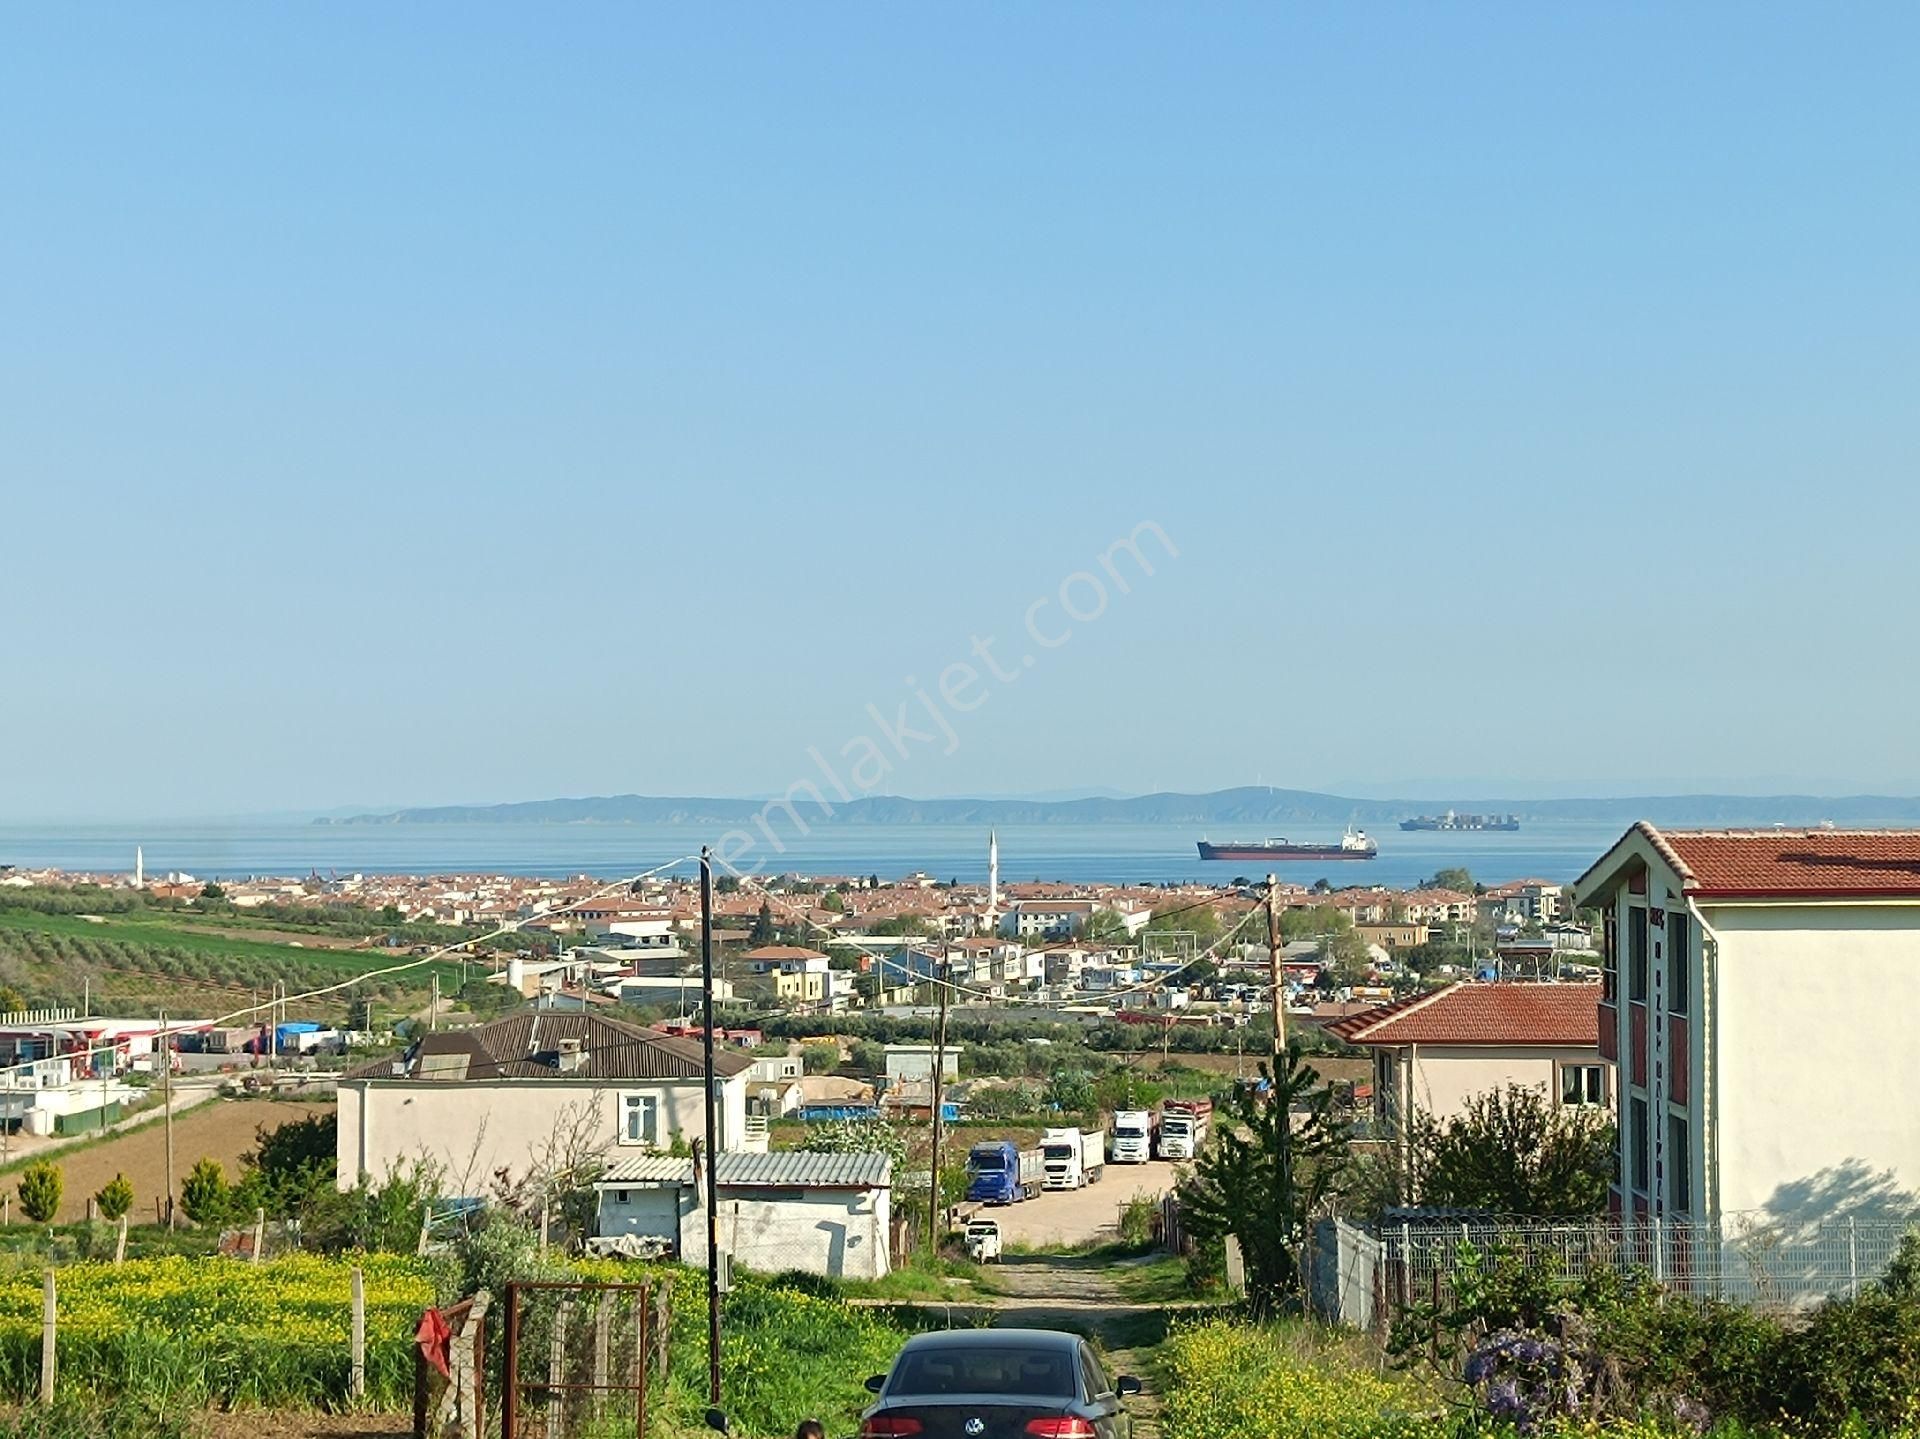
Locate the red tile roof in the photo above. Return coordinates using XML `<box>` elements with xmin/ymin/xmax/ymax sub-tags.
<box><xmin>1327</xmin><ymin>982</ymin><xmax>1600</xmax><ymax>1048</ymax></box>
<box><xmin>1636</xmin><ymin>825</ymin><xmax>1920</xmax><ymax>899</ymax></box>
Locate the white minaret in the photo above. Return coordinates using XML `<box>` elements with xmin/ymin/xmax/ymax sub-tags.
<box><xmin>988</xmin><ymin>829</ymin><xmax>999</xmax><ymax>920</ymax></box>
<box><xmin>134</xmin><ymin>846</ymin><xmax>144</xmax><ymax>889</ymax></box>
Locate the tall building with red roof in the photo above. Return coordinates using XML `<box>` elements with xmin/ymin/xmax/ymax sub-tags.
<box><xmin>1575</xmin><ymin>823</ymin><xmax>1920</xmax><ymax>1229</ymax></box>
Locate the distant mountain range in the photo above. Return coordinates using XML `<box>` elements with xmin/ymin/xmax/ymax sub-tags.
<box><xmin>317</xmin><ymin>787</ymin><xmax>1920</xmax><ymax>828</ymax></box>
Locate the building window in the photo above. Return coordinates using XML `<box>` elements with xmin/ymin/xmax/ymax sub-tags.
<box><xmin>1668</xmin><ymin>1113</ymin><xmax>1691</xmax><ymax>1213</ymax></box>
<box><xmin>1629</xmin><ymin>1096</ymin><xmax>1649</xmax><ymax>1194</ymax></box>
<box><xmin>1628</xmin><ymin>907</ymin><xmax>1648</xmax><ymax>1003</ymax></box>
<box><xmin>1601</xmin><ymin>911</ymin><xmax>1617</xmax><ymax>1003</ymax></box>
<box><xmin>1666</xmin><ymin>912</ymin><xmax>1690</xmax><ymax>1016</ymax></box>
<box><xmin>621</xmin><ymin>1093</ymin><xmax>659</xmax><ymax>1147</ymax></box>
<box><xmin>1375</xmin><ymin>1049</ymin><xmax>1397</xmax><ymax>1121</ymax></box>
<box><xmin>1560</xmin><ymin>1064</ymin><xmax>1605</xmax><ymax>1107</ymax></box>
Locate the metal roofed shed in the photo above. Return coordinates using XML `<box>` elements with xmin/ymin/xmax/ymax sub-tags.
<box><xmin>594</xmin><ymin>1149</ymin><xmax>893</xmax><ymax>1280</ymax></box>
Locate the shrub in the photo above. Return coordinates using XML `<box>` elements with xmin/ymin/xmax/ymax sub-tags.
<box><xmin>178</xmin><ymin>1158</ymin><xmax>230</xmax><ymax>1226</ymax></box>
<box><xmin>1160</xmin><ymin>1317</ymin><xmax>1436</xmax><ymax>1439</ymax></box>
<box><xmin>17</xmin><ymin>1164</ymin><xmax>61</xmax><ymax>1224</ymax></box>
<box><xmin>94</xmin><ymin>1174</ymin><xmax>134</xmax><ymax>1222</ymax></box>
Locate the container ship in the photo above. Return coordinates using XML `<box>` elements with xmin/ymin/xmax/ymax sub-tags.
<box><xmin>1195</xmin><ymin>828</ymin><xmax>1378</xmax><ymax>862</ymax></box>
<box><xmin>1398</xmin><ymin>811</ymin><xmax>1521</xmax><ymax>832</ymax></box>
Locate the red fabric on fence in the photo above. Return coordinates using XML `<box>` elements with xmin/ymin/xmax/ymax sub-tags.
<box><xmin>416</xmin><ymin>1307</ymin><xmax>453</xmax><ymax>1379</ymax></box>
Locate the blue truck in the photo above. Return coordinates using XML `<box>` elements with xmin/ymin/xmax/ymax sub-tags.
<box><xmin>965</xmin><ymin>1140</ymin><xmax>1044</xmax><ymax>1205</ymax></box>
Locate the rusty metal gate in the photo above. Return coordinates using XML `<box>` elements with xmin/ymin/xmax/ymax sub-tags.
<box><xmin>501</xmin><ymin>1280</ymin><xmax>668</xmax><ymax>1439</ymax></box>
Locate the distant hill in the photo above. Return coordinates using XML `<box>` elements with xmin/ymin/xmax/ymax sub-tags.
<box><xmin>317</xmin><ymin>787</ymin><xmax>1920</xmax><ymax>828</ymax></box>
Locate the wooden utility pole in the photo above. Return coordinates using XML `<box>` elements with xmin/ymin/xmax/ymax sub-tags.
<box><xmin>161</xmin><ymin>1011</ymin><xmax>175</xmax><ymax>1229</ymax></box>
<box><xmin>698</xmin><ymin>849</ymin><xmax>721</xmax><ymax>1410</ymax></box>
<box><xmin>929</xmin><ymin>947</ymin><xmax>951</xmax><ymax>1254</ymax></box>
<box><xmin>1266</xmin><ymin>875</ymin><xmax>1286</xmax><ymax>1058</ymax></box>
<box><xmin>1265</xmin><ymin>877</ymin><xmax>1294</xmax><ymax>1253</ymax></box>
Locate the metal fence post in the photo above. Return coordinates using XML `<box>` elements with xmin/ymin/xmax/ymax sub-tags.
<box><xmin>502</xmin><ymin>1285</ymin><xmax>521</xmax><ymax>1439</ymax></box>
<box><xmin>1849</xmin><ymin>1216</ymin><xmax>1860</xmax><ymax>1299</ymax></box>
<box><xmin>1653</xmin><ymin>1215</ymin><xmax>1665</xmax><ymax>1284</ymax></box>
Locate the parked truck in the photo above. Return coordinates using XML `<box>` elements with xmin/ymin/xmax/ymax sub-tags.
<box><xmin>1041</xmin><ymin>1126</ymin><xmax>1107</xmax><ymax>1189</ymax></box>
<box><xmin>965</xmin><ymin>1140</ymin><xmax>1044</xmax><ymax>1204</ymax></box>
<box><xmin>1157</xmin><ymin>1098</ymin><xmax>1213</xmax><ymax>1160</ymax></box>
<box><xmin>1110</xmin><ymin>1108</ymin><xmax>1157</xmax><ymax>1163</ymax></box>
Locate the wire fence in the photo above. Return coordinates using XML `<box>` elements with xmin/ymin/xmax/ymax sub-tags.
<box><xmin>1370</xmin><ymin>1213</ymin><xmax>1919</xmax><ymax>1314</ymax></box>
<box><xmin>1303</xmin><ymin>1213</ymin><xmax>1920</xmax><ymax>1327</ymax></box>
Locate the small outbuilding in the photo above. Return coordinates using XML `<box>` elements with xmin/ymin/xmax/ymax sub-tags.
<box><xmin>594</xmin><ymin>1149</ymin><xmax>892</xmax><ymax>1279</ymax></box>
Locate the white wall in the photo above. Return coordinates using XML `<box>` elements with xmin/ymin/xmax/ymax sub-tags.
<box><xmin>1404</xmin><ymin>1045</ymin><xmax>1606</xmax><ymax>1122</ymax></box>
<box><xmin>681</xmin><ymin>1186</ymin><xmax>891</xmax><ymax>1280</ymax></box>
<box><xmin>1707</xmin><ymin>902</ymin><xmax>1920</xmax><ymax>1222</ymax></box>
<box><xmin>336</xmin><ymin>1073</ymin><xmax>750</xmax><ymax>1192</ymax></box>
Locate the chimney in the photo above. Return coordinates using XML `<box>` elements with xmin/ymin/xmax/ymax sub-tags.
<box><xmin>556</xmin><ymin>1037</ymin><xmax>585</xmax><ymax>1073</ymax></box>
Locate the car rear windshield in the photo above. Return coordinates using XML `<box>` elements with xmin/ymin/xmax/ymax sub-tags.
<box><xmin>892</xmin><ymin>1346</ymin><xmax>1075</xmax><ymax>1398</ymax></box>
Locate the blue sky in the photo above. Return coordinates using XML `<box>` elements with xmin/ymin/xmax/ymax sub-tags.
<box><xmin>5</xmin><ymin>6</ymin><xmax>1918</xmax><ymax>821</ymax></box>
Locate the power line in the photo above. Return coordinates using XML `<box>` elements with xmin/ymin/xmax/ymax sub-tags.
<box><xmin>0</xmin><ymin>855</ymin><xmax>702</xmax><ymax>1085</ymax></box>
<box><xmin>727</xmin><ymin>869</ymin><xmax>1269</xmax><ymax>1014</ymax></box>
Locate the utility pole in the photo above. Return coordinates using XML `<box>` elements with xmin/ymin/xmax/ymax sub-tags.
<box><xmin>430</xmin><ymin>974</ymin><xmax>439</xmax><ymax>1033</ymax></box>
<box><xmin>1265</xmin><ymin>877</ymin><xmax>1294</xmax><ymax>1267</ymax></box>
<box><xmin>699</xmin><ymin>848</ymin><xmax>721</xmax><ymax>1410</ymax></box>
<box><xmin>1266</xmin><ymin>875</ymin><xmax>1286</xmax><ymax>1059</ymax></box>
<box><xmin>928</xmin><ymin>945</ymin><xmax>951</xmax><ymax>1255</ymax></box>
<box><xmin>161</xmin><ymin>1011</ymin><xmax>175</xmax><ymax>1230</ymax></box>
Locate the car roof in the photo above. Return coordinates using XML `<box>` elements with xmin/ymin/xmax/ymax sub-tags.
<box><xmin>898</xmin><ymin>1328</ymin><xmax>1081</xmax><ymax>1354</ymax></box>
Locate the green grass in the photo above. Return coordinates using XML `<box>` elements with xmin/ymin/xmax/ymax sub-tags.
<box><xmin>821</xmin><ymin>1253</ymin><xmax>1003</xmax><ymax>1302</ymax></box>
<box><xmin>1109</xmin><ymin>1252</ymin><xmax>1204</xmax><ymax>1305</ymax></box>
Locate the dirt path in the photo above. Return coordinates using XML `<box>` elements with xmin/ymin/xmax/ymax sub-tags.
<box><xmin>986</xmin><ymin>1254</ymin><xmax>1182</xmax><ymax>1438</ymax></box>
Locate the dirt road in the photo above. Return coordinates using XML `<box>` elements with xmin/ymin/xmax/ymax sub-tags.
<box><xmin>987</xmin><ymin>1159</ymin><xmax>1182</xmax><ymax>1249</ymax></box>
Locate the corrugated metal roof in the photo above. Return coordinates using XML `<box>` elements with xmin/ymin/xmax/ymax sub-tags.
<box><xmin>597</xmin><ymin>1150</ymin><xmax>891</xmax><ymax>1188</ymax></box>
<box><xmin>598</xmin><ymin>1156</ymin><xmax>696</xmax><ymax>1185</ymax></box>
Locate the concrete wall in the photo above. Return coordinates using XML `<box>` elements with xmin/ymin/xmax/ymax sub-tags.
<box><xmin>336</xmin><ymin>1074</ymin><xmax>750</xmax><ymax>1192</ymax></box>
<box><xmin>1706</xmin><ymin>902</ymin><xmax>1920</xmax><ymax>1223</ymax></box>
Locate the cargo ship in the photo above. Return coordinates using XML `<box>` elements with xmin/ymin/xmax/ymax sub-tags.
<box><xmin>1196</xmin><ymin>828</ymin><xmax>1378</xmax><ymax>862</ymax></box>
<box><xmin>1399</xmin><ymin>811</ymin><xmax>1521</xmax><ymax>832</ymax></box>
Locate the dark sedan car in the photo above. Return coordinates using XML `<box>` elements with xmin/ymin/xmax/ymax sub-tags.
<box><xmin>858</xmin><ymin>1328</ymin><xmax>1141</xmax><ymax>1439</ymax></box>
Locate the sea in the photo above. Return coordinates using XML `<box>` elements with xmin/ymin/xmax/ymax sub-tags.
<box><xmin>0</xmin><ymin>819</ymin><xmax>1630</xmax><ymax>890</ymax></box>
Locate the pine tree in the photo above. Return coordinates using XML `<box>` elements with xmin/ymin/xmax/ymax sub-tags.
<box><xmin>95</xmin><ymin>1173</ymin><xmax>135</xmax><ymax>1221</ymax></box>
<box><xmin>18</xmin><ymin>1163</ymin><xmax>62</xmax><ymax>1224</ymax></box>
<box><xmin>1175</xmin><ymin>1040</ymin><xmax>1349</xmax><ymax>1316</ymax></box>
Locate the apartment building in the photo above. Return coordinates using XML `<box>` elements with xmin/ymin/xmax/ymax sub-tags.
<box><xmin>1575</xmin><ymin>825</ymin><xmax>1920</xmax><ymax>1227</ymax></box>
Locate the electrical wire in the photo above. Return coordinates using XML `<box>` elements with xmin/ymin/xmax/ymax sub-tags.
<box><xmin>0</xmin><ymin>854</ymin><xmax>702</xmax><ymax>1083</ymax></box>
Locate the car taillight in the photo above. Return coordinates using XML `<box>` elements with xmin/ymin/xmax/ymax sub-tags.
<box><xmin>860</xmin><ymin>1419</ymin><xmax>923</xmax><ymax>1438</ymax></box>
<box><xmin>1024</xmin><ymin>1420</ymin><xmax>1096</xmax><ymax>1438</ymax></box>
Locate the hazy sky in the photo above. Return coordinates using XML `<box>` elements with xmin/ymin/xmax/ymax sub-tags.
<box><xmin>6</xmin><ymin>6</ymin><xmax>1919</xmax><ymax>821</ymax></box>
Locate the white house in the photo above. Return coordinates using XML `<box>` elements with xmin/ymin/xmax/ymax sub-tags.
<box><xmin>1329</xmin><ymin>981</ymin><xmax>1608</xmax><ymax>1130</ymax></box>
<box><xmin>883</xmin><ymin>1043</ymin><xmax>959</xmax><ymax>1086</ymax></box>
<box><xmin>336</xmin><ymin>1011</ymin><xmax>754</xmax><ymax>1195</ymax></box>
<box><xmin>1575</xmin><ymin>825</ymin><xmax>1920</xmax><ymax>1228</ymax></box>
<box><xmin>594</xmin><ymin>1150</ymin><xmax>892</xmax><ymax>1279</ymax></box>
<box><xmin>1000</xmin><ymin>900</ymin><xmax>1097</xmax><ymax>940</ymax></box>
